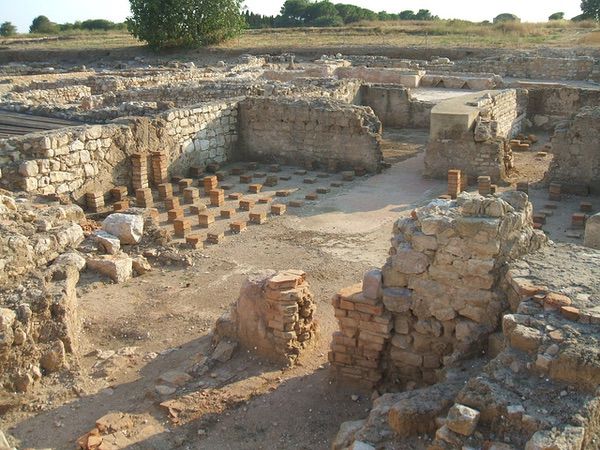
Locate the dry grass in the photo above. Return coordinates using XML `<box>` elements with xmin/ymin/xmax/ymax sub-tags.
<box><xmin>0</xmin><ymin>20</ymin><xmax>598</xmax><ymax>61</ymax></box>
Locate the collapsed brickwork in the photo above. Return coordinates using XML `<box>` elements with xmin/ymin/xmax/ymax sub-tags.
<box><xmin>214</xmin><ymin>270</ymin><xmax>317</xmax><ymax>365</ymax></box>
<box><xmin>329</xmin><ymin>191</ymin><xmax>546</xmax><ymax>388</ymax></box>
<box><xmin>546</xmin><ymin>106</ymin><xmax>600</xmax><ymax>195</ymax></box>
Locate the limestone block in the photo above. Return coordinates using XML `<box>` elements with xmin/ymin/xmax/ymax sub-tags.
<box><xmin>93</xmin><ymin>231</ymin><xmax>121</xmax><ymax>255</ymax></box>
<box><xmin>362</xmin><ymin>269</ymin><xmax>382</xmax><ymax>300</ymax></box>
<box><xmin>392</xmin><ymin>249</ymin><xmax>429</xmax><ymax>274</ymax></box>
<box><xmin>87</xmin><ymin>255</ymin><xmax>133</xmax><ymax>283</ymax></box>
<box><xmin>102</xmin><ymin>213</ymin><xmax>144</xmax><ymax>245</ymax></box>
<box><xmin>382</xmin><ymin>288</ymin><xmax>412</xmax><ymax>313</ymax></box>
<box><xmin>0</xmin><ymin>308</ymin><xmax>16</xmax><ymax>347</ymax></box>
<box><xmin>19</xmin><ymin>160</ymin><xmax>39</xmax><ymax>177</ymax></box>
<box><xmin>40</xmin><ymin>340</ymin><xmax>66</xmax><ymax>373</ymax></box>
<box><xmin>584</xmin><ymin>213</ymin><xmax>600</xmax><ymax>250</ymax></box>
<box><xmin>446</xmin><ymin>403</ymin><xmax>480</xmax><ymax>436</ymax></box>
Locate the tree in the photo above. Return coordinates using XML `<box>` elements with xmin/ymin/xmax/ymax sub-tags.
<box><xmin>581</xmin><ymin>0</ymin><xmax>600</xmax><ymax>20</ymax></box>
<box><xmin>493</xmin><ymin>13</ymin><xmax>521</xmax><ymax>24</ymax></box>
<box><xmin>399</xmin><ymin>10</ymin><xmax>416</xmax><ymax>20</ymax></box>
<box><xmin>0</xmin><ymin>22</ymin><xmax>17</xmax><ymax>36</ymax></box>
<box><xmin>29</xmin><ymin>15</ymin><xmax>58</xmax><ymax>34</ymax></box>
<box><xmin>414</xmin><ymin>9</ymin><xmax>437</xmax><ymax>21</ymax></box>
<box><xmin>548</xmin><ymin>12</ymin><xmax>565</xmax><ymax>20</ymax></box>
<box><xmin>127</xmin><ymin>0</ymin><xmax>245</xmax><ymax>49</ymax></box>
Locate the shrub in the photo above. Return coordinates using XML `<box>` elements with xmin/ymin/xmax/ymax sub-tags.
<box><xmin>127</xmin><ymin>0</ymin><xmax>245</xmax><ymax>49</ymax></box>
<box><xmin>493</xmin><ymin>13</ymin><xmax>521</xmax><ymax>24</ymax></box>
<box><xmin>29</xmin><ymin>15</ymin><xmax>58</xmax><ymax>34</ymax></box>
<box><xmin>0</xmin><ymin>22</ymin><xmax>17</xmax><ymax>37</ymax></box>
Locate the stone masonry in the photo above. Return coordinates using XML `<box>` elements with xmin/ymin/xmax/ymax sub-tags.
<box><xmin>330</xmin><ymin>191</ymin><xmax>546</xmax><ymax>388</ymax></box>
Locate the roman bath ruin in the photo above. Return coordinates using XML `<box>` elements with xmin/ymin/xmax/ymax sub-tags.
<box><xmin>0</xmin><ymin>47</ymin><xmax>599</xmax><ymax>449</ymax></box>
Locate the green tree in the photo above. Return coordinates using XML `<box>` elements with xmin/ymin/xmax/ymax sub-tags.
<box><xmin>0</xmin><ymin>22</ymin><xmax>17</xmax><ymax>36</ymax></box>
<box><xmin>581</xmin><ymin>0</ymin><xmax>600</xmax><ymax>20</ymax></box>
<box><xmin>127</xmin><ymin>0</ymin><xmax>245</xmax><ymax>49</ymax></box>
<box><xmin>399</xmin><ymin>10</ymin><xmax>416</xmax><ymax>20</ymax></box>
<box><xmin>414</xmin><ymin>9</ymin><xmax>437</xmax><ymax>20</ymax></box>
<box><xmin>548</xmin><ymin>12</ymin><xmax>565</xmax><ymax>20</ymax></box>
<box><xmin>276</xmin><ymin>0</ymin><xmax>310</xmax><ymax>26</ymax></box>
<box><xmin>493</xmin><ymin>13</ymin><xmax>521</xmax><ymax>23</ymax></box>
<box><xmin>29</xmin><ymin>15</ymin><xmax>58</xmax><ymax>34</ymax></box>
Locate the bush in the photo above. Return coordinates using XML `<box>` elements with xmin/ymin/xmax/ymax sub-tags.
<box><xmin>548</xmin><ymin>12</ymin><xmax>565</xmax><ymax>20</ymax></box>
<box><xmin>493</xmin><ymin>13</ymin><xmax>520</xmax><ymax>24</ymax></box>
<box><xmin>581</xmin><ymin>0</ymin><xmax>600</xmax><ymax>21</ymax></box>
<box><xmin>127</xmin><ymin>0</ymin><xmax>245</xmax><ymax>49</ymax></box>
<box><xmin>0</xmin><ymin>22</ymin><xmax>17</xmax><ymax>37</ymax></box>
<box><xmin>29</xmin><ymin>15</ymin><xmax>58</xmax><ymax>34</ymax></box>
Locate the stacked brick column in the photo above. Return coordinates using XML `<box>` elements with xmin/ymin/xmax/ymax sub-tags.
<box><xmin>329</xmin><ymin>276</ymin><xmax>392</xmax><ymax>385</ymax></box>
<box><xmin>151</xmin><ymin>151</ymin><xmax>169</xmax><ymax>185</ymax></box>
<box><xmin>131</xmin><ymin>154</ymin><xmax>148</xmax><ymax>191</ymax></box>
<box><xmin>214</xmin><ymin>270</ymin><xmax>317</xmax><ymax>366</ymax></box>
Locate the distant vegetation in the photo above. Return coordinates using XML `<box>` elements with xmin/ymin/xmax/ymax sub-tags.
<box><xmin>244</xmin><ymin>0</ymin><xmax>438</xmax><ymax>28</ymax></box>
<box><xmin>0</xmin><ymin>22</ymin><xmax>17</xmax><ymax>36</ymax></box>
<box><xmin>493</xmin><ymin>13</ymin><xmax>521</xmax><ymax>24</ymax></box>
<box><xmin>581</xmin><ymin>0</ymin><xmax>600</xmax><ymax>21</ymax></box>
<box><xmin>27</xmin><ymin>15</ymin><xmax>126</xmax><ymax>35</ymax></box>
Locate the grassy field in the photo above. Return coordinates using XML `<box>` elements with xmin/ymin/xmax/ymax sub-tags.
<box><xmin>0</xmin><ymin>20</ymin><xmax>598</xmax><ymax>63</ymax></box>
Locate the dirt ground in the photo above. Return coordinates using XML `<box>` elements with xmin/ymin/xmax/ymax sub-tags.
<box><xmin>0</xmin><ymin>131</ymin><xmax>443</xmax><ymax>449</ymax></box>
<box><xmin>0</xmin><ymin>127</ymin><xmax>592</xmax><ymax>449</ymax></box>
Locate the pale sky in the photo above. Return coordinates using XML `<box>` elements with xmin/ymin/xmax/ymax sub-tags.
<box><xmin>1</xmin><ymin>0</ymin><xmax>583</xmax><ymax>33</ymax></box>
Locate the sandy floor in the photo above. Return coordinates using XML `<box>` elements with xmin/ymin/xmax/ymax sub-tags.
<box><xmin>1</xmin><ymin>129</ymin><xmax>594</xmax><ymax>449</ymax></box>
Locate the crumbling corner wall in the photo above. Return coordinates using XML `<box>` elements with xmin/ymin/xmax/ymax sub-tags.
<box><xmin>329</xmin><ymin>191</ymin><xmax>546</xmax><ymax>388</ymax></box>
<box><xmin>545</xmin><ymin>106</ymin><xmax>600</xmax><ymax>195</ymax></box>
<box><xmin>425</xmin><ymin>90</ymin><xmax>524</xmax><ymax>183</ymax></box>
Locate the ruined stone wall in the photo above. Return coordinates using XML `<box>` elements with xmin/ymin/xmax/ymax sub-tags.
<box><xmin>526</xmin><ymin>86</ymin><xmax>600</xmax><ymax>130</ymax></box>
<box><xmin>238</xmin><ymin>97</ymin><xmax>383</xmax><ymax>172</ymax></box>
<box><xmin>0</xmin><ymin>193</ymin><xmax>85</xmax><ymax>392</ymax></box>
<box><xmin>546</xmin><ymin>106</ymin><xmax>600</xmax><ymax>195</ymax></box>
<box><xmin>0</xmin><ymin>100</ymin><xmax>239</xmax><ymax>201</ymax></box>
<box><xmin>425</xmin><ymin>90</ymin><xmax>522</xmax><ymax>182</ymax></box>
<box><xmin>483</xmin><ymin>89</ymin><xmax>521</xmax><ymax>139</ymax></box>
<box><xmin>3</xmin><ymin>85</ymin><xmax>92</xmax><ymax>106</ymax></box>
<box><xmin>454</xmin><ymin>56</ymin><xmax>595</xmax><ymax>81</ymax></box>
<box><xmin>329</xmin><ymin>192</ymin><xmax>546</xmax><ymax>388</ymax></box>
<box><xmin>158</xmin><ymin>100</ymin><xmax>239</xmax><ymax>175</ymax></box>
<box><xmin>335</xmin><ymin>67</ymin><xmax>424</xmax><ymax>88</ymax></box>
<box><xmin>360</xmin><ymin>84</ymin><xmax>432</xmax><ymax>129</ymax></box>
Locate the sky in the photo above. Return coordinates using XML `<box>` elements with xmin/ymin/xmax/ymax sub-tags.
<box><xmin>1</xmin><ymin>0</ymin><xmax>584</xmax><ymax>33</ymax></box>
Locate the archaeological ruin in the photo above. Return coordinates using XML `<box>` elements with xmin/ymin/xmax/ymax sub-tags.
<box><xmin>0</xmin><ymin>43</ymin><xmax>599</xmax><ymax>450</ymax></box>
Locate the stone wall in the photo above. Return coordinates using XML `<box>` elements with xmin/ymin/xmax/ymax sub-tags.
<box><xmin>360</xmin><ymin>84</ymin><xmax>433</xmax><ymax>129</ymax></box>
<box><xmin>425</xmin><ymin>90</ymin><xmax>522</xmax><ymax>182</ymax></box>
<box><xmin>329</xmin><ymin>191</ymin><xmax>546</xmax><ymax>388</ymax></box>
<box><xmin>0</xmin><ymin>193</ymin><xmax>85</xmax><ymax>392</ymax></box>
<box><xmin>546</xmin><ymin>106</ymin><xmax>600</xmax><ymax>195</ymax></box>
<box><xmin>454</xmin><ymin>55</ymin><xmax>595</xmax><ymax>81</ymax></box>
<box><xmin>4</xmin><ymin>85</ymin><xmax>91</xmax><ymax>106</ymax></box>
<box><xmin>526</xmin><ymin>86</ymin><xmax>600</xmax><ymax>130</ymax></box>
<box><xmin>0</xmin><ymin>99</ymin><xmax>239</xmax><ymax>202</ymax></box>
<box><xmin>238</xmin><ymin>97</ymin><xmax>383</xmax><ymax>172</ymax></box>
<box><xmin>335</xmin><ymin>67</ymin><xmax>424</xmax><ymax>88</ymax></box>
